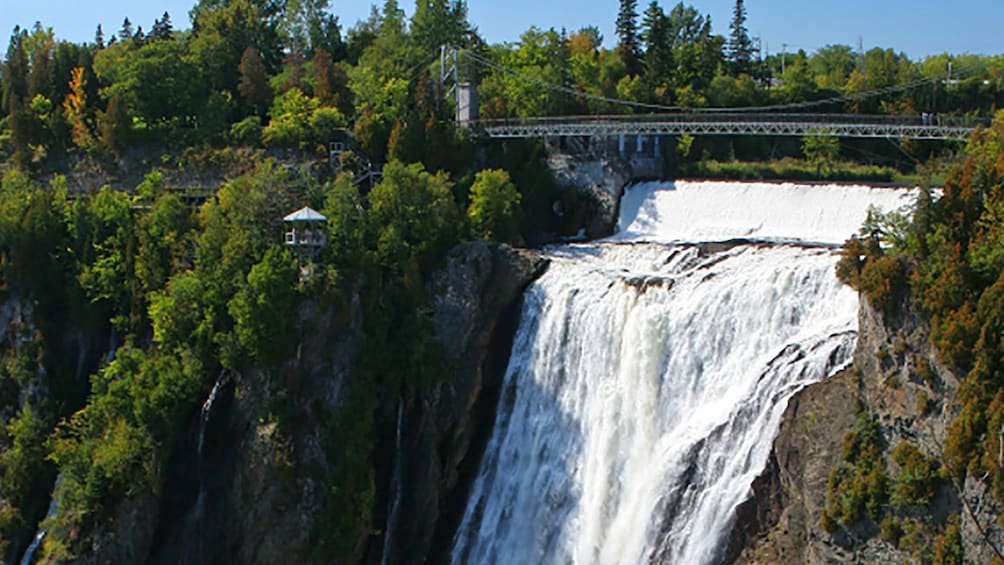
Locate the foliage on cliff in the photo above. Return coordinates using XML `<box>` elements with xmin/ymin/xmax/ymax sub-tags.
<box><xmin>835</xmin><ymin>110</ymin><xmax>1004</xmax><ymax>559</ymax></box>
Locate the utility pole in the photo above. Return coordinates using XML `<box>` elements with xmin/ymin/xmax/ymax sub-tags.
<box><xmin>781</xmin><ymin>43</ymin><xmax>787</xmax><ymax>76</ymax></box>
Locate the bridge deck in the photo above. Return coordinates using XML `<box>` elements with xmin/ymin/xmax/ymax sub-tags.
<box><xmin>477</xmin><ymin>113</ymin><xmax>983</xmax><ymax>141</ymax></box>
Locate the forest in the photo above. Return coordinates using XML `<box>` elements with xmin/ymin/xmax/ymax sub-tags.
<box><xmin>0</xmin><ymin>0</ymin><xmax>1002</xmax><ymax>562</ymax></box>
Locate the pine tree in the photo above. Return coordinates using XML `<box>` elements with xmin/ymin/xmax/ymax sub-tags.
<box><xmin>3</xmin><ymin>27</ymin><xmax>28</xmax><ymax>107</ymax></box>
<box><xmin>641</xmin><ymin>1</ymin><xmax>672</xmax><ymax>86</ymax></box>
<box><xmin>150</xmin><ymin>12</ymin><xmax>174</xmax><ymax>41</ymax></box>
<box><xmin>616</xmin><ymin>0</ymin><xmax>641</xmax><ymax>75</ymax></box>
<box><xmin>726</xmin><ymin>0</ymin><xmax>754</xmax><ymax>76</ymax></box>
<box><xmin>98</xmin><ymin>93</ymin><xmax>130</xmax><ymax>154</ymax></box>
<box><xmin>118</xmin><ymin>18</ymin><xmax>134</xmax><ymax>43</ymax></box>
<box><xmin>412</xmin><ymin>0</ymin><xmax>473</xmax><ymax>52</ymax></box>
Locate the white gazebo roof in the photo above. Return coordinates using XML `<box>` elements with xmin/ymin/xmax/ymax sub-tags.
<box><xmin>283</xmin><ymin>206</ymin><xmax>327</xmax><ymax>223</ymax></box>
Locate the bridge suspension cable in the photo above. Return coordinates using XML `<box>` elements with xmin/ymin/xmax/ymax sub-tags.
<box><xmin>458</xmin><ymin>48</ymin><xmax>981</xmax><ymax>115</ymax></box>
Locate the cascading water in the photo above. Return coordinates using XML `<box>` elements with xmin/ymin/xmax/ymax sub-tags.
<box><xmin>19</xmin><ymin>477</ymin><xmax>61</xmax><ymax>565</ymax></box>
<box><xmin>451</xmin><ymin>181</ymin><xmax>914</xmax><ymax>564</ymax></box>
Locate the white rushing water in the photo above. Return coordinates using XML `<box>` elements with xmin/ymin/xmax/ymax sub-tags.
<box><xmin>615</xmin><ymin>180</ymin><xmax>914</xmax><ymax>246</ymax></box>
<box><xmin>451</xmin><ymin>181</ymin><xmax>914</xmax><ymax>564</ymax></box>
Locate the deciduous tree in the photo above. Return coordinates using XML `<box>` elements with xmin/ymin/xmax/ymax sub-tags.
<box><xmin>467</xmin><ymin>168</ymin><xmax>522</xmax><ymax>242</ymax></box>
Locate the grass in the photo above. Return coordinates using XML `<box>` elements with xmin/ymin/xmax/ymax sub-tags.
<box><xmin>679</xmin><ymin>158</ymin><xmax>898</xmax><ymax>183</ymax></box>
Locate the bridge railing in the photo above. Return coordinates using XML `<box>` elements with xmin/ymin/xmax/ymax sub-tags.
<box><xmin>475</xmin><ymin>112</ymin><xmax>989</xmax><ymax>129</ymax></box>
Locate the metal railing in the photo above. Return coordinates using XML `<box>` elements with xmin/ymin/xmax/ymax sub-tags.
<box><xmin>475</xmin><ymin>113</ymin><xmax>987</xmax><ymax>141</ymax></box>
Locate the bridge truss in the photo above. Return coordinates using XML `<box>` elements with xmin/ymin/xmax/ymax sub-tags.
<box><xmin>476</xmin><ymin>113</ymin><xmax>981</xmax><ymax>141</ymax></box>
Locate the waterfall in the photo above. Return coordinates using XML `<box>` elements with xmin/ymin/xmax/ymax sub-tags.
<box><xmin>381</xmin><ymin>398</ymin><xmax>405</xmax><ymax>565</ymax></box>
<box><xmin>19</xmin><ymin>477</ymin><xmax>61</xmax><ymax>565</ymax></box>
<box><xmin>149</xmin><ymin>368</ymin><xmax>228</xmax><ymax>564</ymax></box>
<box><xmin>189</xmin><ymin>369</ymin><xmax>226</xmax><ymax>536</ymax></box>
<box><xmin>198</xmin><ymin>370</ymin><xmax>225</xmax><ymax>456</ymax></box>
<box><xmin>451</xmin><ymin>181</ymin><xmax>913</xmax><ymax>564</ymax></box>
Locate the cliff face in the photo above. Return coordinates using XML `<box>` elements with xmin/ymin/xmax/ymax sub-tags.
<box><xmin>79</xmin><ymin>295</ymin><xmax>360</xmax><ymax>565</ymax></box>
<box><xmin>731</xmin><ymin>293</ymin><xmax>1004</xmax><ymax>563</ymax></box>
<box><xmin>52</xmin><ymin>241</ymin><xmax>544</xmax><ymax>565</ymax></box>
<box><xmin>546</xmin><ymin>139</ymin><xmax>669</xmax><ymax>239</ymax></box>
<box><xmin>384</xmin><ymin>241</ymin><xmax>547</xmax><ymax>564</ymax></box>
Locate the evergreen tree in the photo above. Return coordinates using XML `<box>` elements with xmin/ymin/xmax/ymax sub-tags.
<box><xmin>118</xmin><ymin>18</ymin><xmax>134</xmax><ymax>43</ymax></box>
<box><xmin>98</xmin><ymin>93</ymin><xmax>130</xmax><ymax>154</ymax></box>
<box><xmin>94</xmin><ymin>24</ymin><xmax>105</xmax><ymax>49</ymax></box>
<box><xmin>3</xmin><ymin>27</ymin><xmax>28</xmax><ymax>107</ymax></box>
<box><xmin>641</xmin><ymin>1</ymin><xmax>672</xmax><ymax>87</ymax></box>
<box><xmin>150</xmin><ymin>12</ymin><xmax>174</xmax><ymax>41</ymax></box>
<box><xmin>412</xmin><ymin>0</ymin><xmax>473</xmax><ymax>52</ymax></box>
<box><xmin>380</xmin><ymin>0</ymin><xmax>407</xmax><ymax>38</ymax></box>
<box><xmin>4</xmin><ymin>28</ymin><xmax>32</xmax><ymax>168</ymax></box>
<box><xmin>726</xmin><ymin>0</ymin><xmax>754</xmax><ymax>76</ymax></box>
<box><xmin>282</xmin><ymin>0</ymin><xmax>335</xmax><ymax>58</ymax></box>
<box><xmin>616</xmin><ymin>0</ymin><xmax>641</xmax><ymax>75</ymax></box>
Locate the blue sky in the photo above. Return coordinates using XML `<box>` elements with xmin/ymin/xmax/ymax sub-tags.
<box><xmin>1</xmin><ymin>1</ymin><xmax>1002</xmax><ymax>59</ymax></box>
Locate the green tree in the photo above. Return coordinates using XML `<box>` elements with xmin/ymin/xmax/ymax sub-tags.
<box><xmin>641</xmin><ymin>1</ymin><xmax>672</xmax><ymax>93</ymax></box>
<box><xmin>189</xmin><ymin>0</ymin><xmax>281</xmax><ymax>94</ymax></box>
<box><xmin>802</xmin><ymin>132</ymin><xmax>840</xmax><ymax>176</ymax></box>
<box><xmin>262</xmin><ymin>87</ymin><xmax>322</xmax><ymax>148</ymax></box>
<box><xmin>135</xmin><ymin>186</ymin><xmax>195</xmax><ymax>295</ymax></box>
<box><xmin>810</xmin><ymin>44</ymin><xmax>856</xmax><ymax>89</ymax></box>
<box><xmin>616</xmin><ymin>0</ymin><xmax>641</xmax><ymax>76</ymax></box>
<box><xmin>411</xmin><ymin>0</ymin><xmax>474</xmax><ymax>53</ymax></box>
<box><xmin>228</xmin><ymin>245</ymin><xmax>298</xmax><ymax>365</ymax></box>
<box><xmin>726</xmin><ymin>0</ymin><xmax>754</xmax><ymax>76</ymax></box>
<box><xmin>322</xmin><ymin>173</ymin><xmax>366</xmax><ymax>267</ymax></box>
<box><xmin>149</xmin><ymin>271</ymin><xmax>207</xmax><ymax>349</ymax></box>
<box><xmin>467</xmin><ymin>169</ymin><xmax>522</xmax><ymax>242</ymax></box>
<box><xmin>150</xmin><ymin>12</ymin><xmax>174</xmax><ymax>41</ymax></box>
<box><xmin>96</xmin><ymin>92</ymin><xmax>130</xmax><ymax>154</ymax></box>
<box><xmin>666</xmin><ymin>4</ymin><xmax>722</xmax><ymax>92</ymax></box>
<box><xmin>367</xmin><ymin>160</ymin><xmax>459</xmax><ymax>272</ymax></box>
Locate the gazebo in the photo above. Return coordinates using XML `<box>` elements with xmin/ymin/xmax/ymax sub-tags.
<box><xmin>283</xmin><ymin>206</ymin><xmax>328</xmax><ymax>262</ymax></box>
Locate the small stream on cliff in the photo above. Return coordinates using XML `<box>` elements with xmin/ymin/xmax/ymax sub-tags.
<box><xmin>451</xmin><ymin>181</ymin><xmax>914</xmax><ymax>564</ymax></box>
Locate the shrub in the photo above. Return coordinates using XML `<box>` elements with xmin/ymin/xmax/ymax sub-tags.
<box><xmin>310</xmin><ymin>107</ymin><xmax>347</xmax><ymax>145</ymax></box>
<box><xmin>933</xmin><ymin>515</ymin><xmax>963</xmax><ymax>565</ymax></box>
<box><xmin>890</xmin><ymin>441</ymin><xmax>941</xmax><ymax>508</ymax></box>
<box><xmin>229</xmin><ymin>116</ymin><xmax>263</xmax><ymax>146</ymax></box>
<box><xmin>828</xmin><ymin>410</ymin><xmax>888</xmax><ymax>523</ymax></box>
<box><xmin>880</xmin><ymin>514</ymin><xmax>903</xmax><ymax>547</ymax></box>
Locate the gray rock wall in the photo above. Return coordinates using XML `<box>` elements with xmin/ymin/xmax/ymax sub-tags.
<box><xmin>384</xmin><ymin>241</ymin><xmax>547</xmax><ymax>565</ymax></box>
<box><xmin>731</xmin><ymin>293</ymin><xmax>1004</xmax><ymax>563</ymax></box>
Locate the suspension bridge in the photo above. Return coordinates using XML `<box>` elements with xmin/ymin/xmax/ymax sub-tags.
<box><xmin>442</xmin><ymin>47</ymin><xmax>988</xmax><ymax>142</ymax></box>
<box><xmin>472</xmin><ymin>112</ymin><xmax>981</xmax><ymax>141</ymax></box>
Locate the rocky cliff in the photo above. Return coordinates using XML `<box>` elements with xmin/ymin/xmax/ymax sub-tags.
<box><xmin>44</xmin><ymin>241</ymin><xmax>545</xmax><ymax>565</ymax></box>
<box><xmin>731</xmin><ymin>292</ymin><xmax>1004</xmax><ymax>563</ymax></box>
<box><xmin>383</xmin><ymin>241</ymin><xmax>547</xmax><ymax>564</ymax></box>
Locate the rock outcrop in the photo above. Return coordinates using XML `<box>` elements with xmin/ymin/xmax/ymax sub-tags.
<box><xmin>146</xmin><ymin>296</ymin><xmax>361</xmax><ymax>565</ymax></box>
<box><xmin>382</xmin><ymin>241</ymin><xmax>547</xmax><ymax>565</ymax></box>
<box><xmin>730</xmin><ymin>293</ymin><xmax>1004</xmax><ymax>563</ymax></box>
